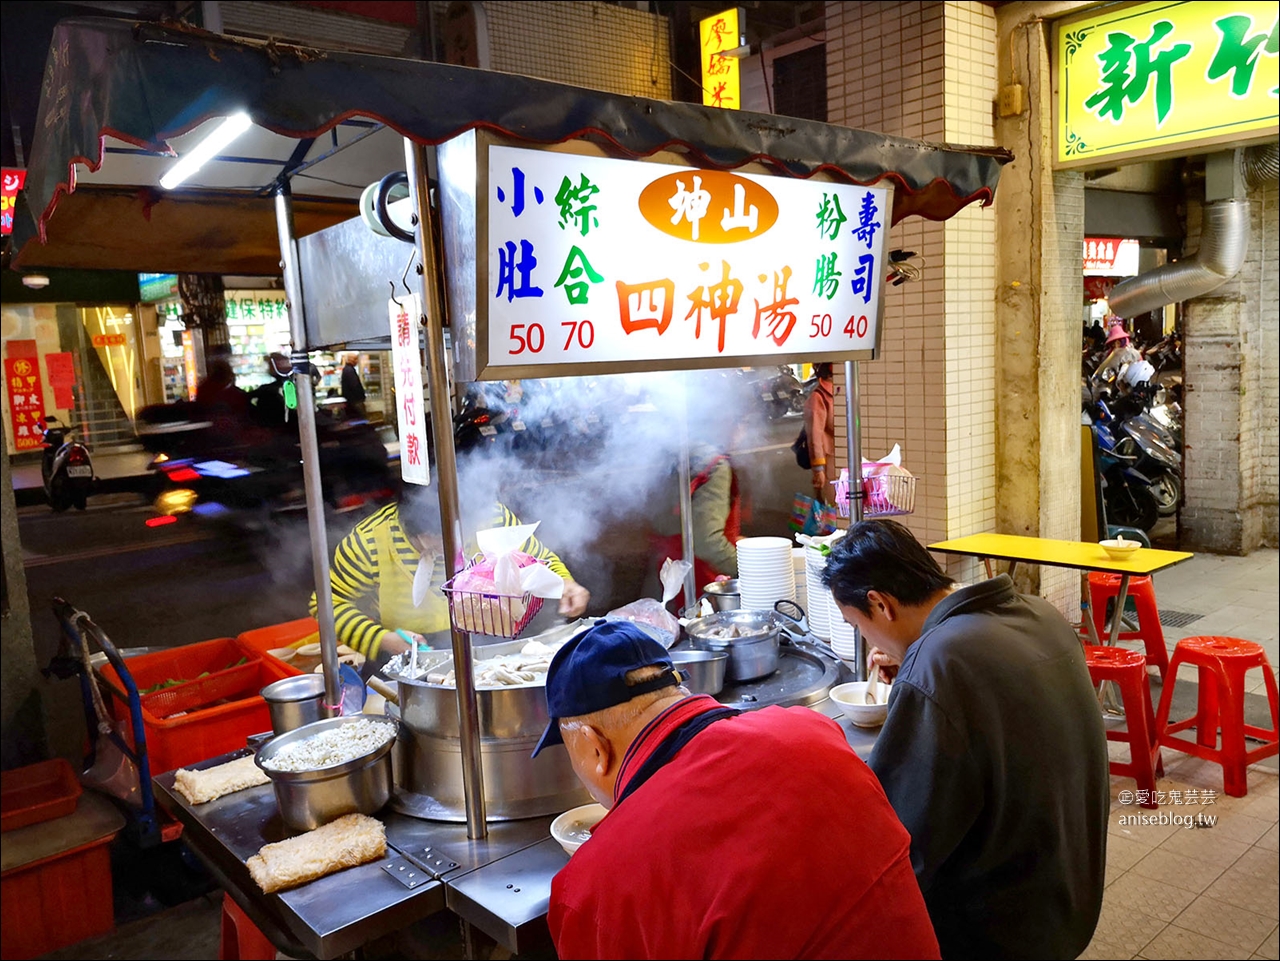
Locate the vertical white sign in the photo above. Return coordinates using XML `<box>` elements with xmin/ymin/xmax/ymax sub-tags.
<box><xmin>388</xmin><ymin>294</ymin><xmax>430</xmax><ymax>485</ymax></box>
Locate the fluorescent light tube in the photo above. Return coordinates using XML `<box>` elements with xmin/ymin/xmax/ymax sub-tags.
<box><xmin>159</xmin><ymin>112</ymin><xmax>253</xmax><ymax>190</ymax></box>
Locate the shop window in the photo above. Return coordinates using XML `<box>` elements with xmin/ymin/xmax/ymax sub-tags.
<box><xmin>772</xmin><ymin>45</ymin><xmax>826</xmax><ymax>122</ymax></box>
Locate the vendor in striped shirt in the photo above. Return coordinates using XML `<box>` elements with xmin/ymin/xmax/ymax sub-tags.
<box><xmin>311</xmin><ymin>483</ymin><xmax>590</xmax><ymax>659</ymax></box>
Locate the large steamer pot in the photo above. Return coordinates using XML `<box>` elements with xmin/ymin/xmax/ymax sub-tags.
<box><xmin>389</xmin><ymin>638</ymin><xmax>589</xmax><ymax>822</ymax></box>
<box><xmin>255</xmin><ymin>715</ymin><xmax>397</xmax><ymax>831</ymax></box>
<box><xmin>684</xmin><ymin>610</ymin><xmax>782</xmax><ymax>681</ymax></box>
<box><xmin>261</xmin><ymin>674</ymin><xmax>336</xmax><ymax>735</ymax></box>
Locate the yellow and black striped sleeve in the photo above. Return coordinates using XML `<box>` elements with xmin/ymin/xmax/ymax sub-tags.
<box><xmin>309</xmin><ymin>503</ymin><xmax>392</xmax><ymax>658</ymax></box>
<box><xmin>490</xmin><ymin>502</ymin><xmax>573</xmax><ymax>580</ymax></box>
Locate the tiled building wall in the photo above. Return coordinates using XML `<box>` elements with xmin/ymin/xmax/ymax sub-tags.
<box><xmin>826</xmin><ymin>1</ymin><xmax>998</xmax><ymax>585</ymax></box>
<box><xmin>1182</xmin><ymin>173</ymin><xmax>1280</xmax><ymax>553</ymax></box>
<box><xmin>482</xmin><ymin>1</ymin><xmax>671</xmax><ymax>99</ymax></box>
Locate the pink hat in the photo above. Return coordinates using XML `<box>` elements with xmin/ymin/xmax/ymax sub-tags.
<box><xmin>1105</xmin><ymin>323</ymin><xmax>1130</xmax><ymax>345</ymax></box>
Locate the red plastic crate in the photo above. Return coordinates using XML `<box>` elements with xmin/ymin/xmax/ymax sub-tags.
<box><xmin>0</xmin><ymin>760</ymin><xmax>82</xmax><ymax>833</ymax></box>
<box><xmin>97</xmin><ymin>639</ymin><xmax>291</xmax><ymax>775</ymax></box>
<box><xmin>1</xmin><ymin>835</ymin><xmax>115</xmax><ymax>959</ymax></box>
<box><xmin>236</xmin><ymin>618</ymin><xmax>316</xmax><ymax>676</ymax></box>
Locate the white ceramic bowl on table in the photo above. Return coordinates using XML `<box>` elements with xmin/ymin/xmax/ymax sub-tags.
<box><xmin>1100</xmin><ymin>538</ymin><xmax>1142</xmax><ymax>561</ymax></box>
<box><xmin>830</xmin><ymin>682</ymin><xmax>891</xmax><ymax>728</ymax></box>
<box><xmin>551</xmin><ymin>802</ymin><xmax>608</xmax><ymax>856</ymax></box>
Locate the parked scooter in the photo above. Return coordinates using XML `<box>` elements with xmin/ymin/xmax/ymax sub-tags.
<box><xmin>40</xmin><ymin>415</ymin><xmax>94</xmax><ymax>511</ymax></box>
<box><xmin>741</xmin><ymin>365</ymin><xmax>804</xmax><ymax>419</ymax></box>
<box><xmin>1089</xmin><ymin>400</ymin><xmax>1161</xmax><ymax>533</ymax></box>
<box><xmin>1116</xmin><ymin>411</ymin><xmax>1181</xmax><ymax>517</ymax></box>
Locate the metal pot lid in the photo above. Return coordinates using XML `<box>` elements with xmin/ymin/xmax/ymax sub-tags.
<box><xmin>684</xmin><ymin>610</ymin><xmax>779</xmax><ymax>642</ymax></box>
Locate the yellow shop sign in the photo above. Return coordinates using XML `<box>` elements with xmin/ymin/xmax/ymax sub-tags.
<box><xmin>1056</xmin><ymin>0</ymin><xmax>1279</xmax><ymax>168</ymax></box>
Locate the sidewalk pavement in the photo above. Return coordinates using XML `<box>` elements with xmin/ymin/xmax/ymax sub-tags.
<box><xmin>10</xmin><ymin>446</ymin><xmax>155</xmax><ymax>492</ymax></box>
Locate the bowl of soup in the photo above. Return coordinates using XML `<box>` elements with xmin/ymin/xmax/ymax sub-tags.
<box><xmin>551</xmin><ymin>802</ymin><xmax>608</xmax><ymax>856</ymax></box>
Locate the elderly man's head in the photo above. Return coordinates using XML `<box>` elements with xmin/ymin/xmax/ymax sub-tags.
<box><xmin>533</xmin><ymin>621</ymin><xmax>688</xmax><ymax>808</ymax></box>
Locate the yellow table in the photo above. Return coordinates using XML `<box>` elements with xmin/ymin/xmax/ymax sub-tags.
<box><xmin>928</xmin><ymin>533</ymin><xmax>1192</xmax><ymax>647</ymax></box>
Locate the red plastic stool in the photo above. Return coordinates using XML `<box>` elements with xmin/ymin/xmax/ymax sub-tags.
<box><xmin>219</xmin><ymin>893</ymin><xmax>277</xmax><ymax>961</ymax></box>
<box><xmin>1154</xmin><ymin>636</ymin><xmax>1280</xmax><ymax>798</ymax></box>
<box><xmin>1084</xmin><ymin>646</ymin><xmax>1164</xmax><ymax>808</ymax></box>
<box><xmin>1088</xmin><ymin>573</ymin><xmax>1170</xmax><ymax>680</ymax></box>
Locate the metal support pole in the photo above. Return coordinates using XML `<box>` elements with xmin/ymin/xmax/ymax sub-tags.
<box><xmin>405</xmin><ymin>138</ymin><xmax>487</xmax><ymax>837</ymax></box>
<box><xmin>844</xmin><ymin>360</ymin><xmax>866</xmax><ymax>681</ymax></box>
<box><xmin>677</xmin><ymin>375</ymin><xmax>697</xmax><ymax>611</ymax></box>
<box><xmin>274</xmin><ymin>184</ymin><xmax>342</xmax><ymax>713</ymax></box>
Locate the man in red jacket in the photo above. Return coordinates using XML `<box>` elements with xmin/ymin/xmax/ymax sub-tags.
<box><xmin>533</xmin><ymin>621</ymin><xmax>939</xmax><ymax>960</ymax></box>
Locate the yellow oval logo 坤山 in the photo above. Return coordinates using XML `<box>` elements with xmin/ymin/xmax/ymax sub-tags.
<box><xmin>638</xmin><ymin>170</ymin><xmax>779</xmax><ymax>244</ymax></box>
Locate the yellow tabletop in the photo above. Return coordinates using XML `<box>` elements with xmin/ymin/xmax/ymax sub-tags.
<box><xmin>928</xmin><ymin>533</ymin><xmax>1192</xmax><ymax>577</ymax></box>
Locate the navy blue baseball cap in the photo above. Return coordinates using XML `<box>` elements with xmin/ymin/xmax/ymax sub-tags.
<box><xmin>531</xmin><ymin>620</ymin><xmax>681</xmax><ymax>758</ymax></box>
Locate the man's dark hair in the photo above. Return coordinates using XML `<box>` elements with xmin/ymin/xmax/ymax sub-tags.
<box><xmin>821</xmin><ymin>519</ymin><xmax>954</xmax><ymax>613</ymax></box>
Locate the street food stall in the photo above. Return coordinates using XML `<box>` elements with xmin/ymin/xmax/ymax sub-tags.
<box><xmin>13</xmin><ymin>16</ymin><xmax>1009</xmax><ymax>956</ymax></box>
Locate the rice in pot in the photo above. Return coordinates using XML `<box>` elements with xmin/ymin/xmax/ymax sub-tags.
<box><xmin>262</xmin><ymin>719</ymin><xmax>394</xmax><ymax>773</ymax></box>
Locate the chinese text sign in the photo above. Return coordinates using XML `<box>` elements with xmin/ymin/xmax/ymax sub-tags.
<box><xmin>6</xmin><ymin>354</ymin><xmax>47</xmax><ymax>451</ymax></box>
<box><xmin>388</xmin><ymin>295</ymin><xmax>430</xmax><ymax>486</ymax></box>
<box><xmin>700</xmin><ymin>7</ymin><xmax>743</xmax><ymax>110</ymax></box>
<box><xmin>1</xmin><ymin>168</ymin><xmax>25</xmax><ymax>236</ymax></box>
<box><xmin>484</xmin><ymin>145</ymin><xmax>891</xmax><ymax>375</ymax></box>
<box><xmin>1058</xmin><ymin>1</ymin><xmax>1279</xmax><ymax>167</ymax></box>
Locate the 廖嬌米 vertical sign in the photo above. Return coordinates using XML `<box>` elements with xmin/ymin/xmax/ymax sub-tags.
<box><xmin>388</xmin><ymin>294</ymin><xmax>430</xmax><ymax>485</ymax></box>
<box><xmin>700</xmin><ymin>7</ymin><xmax>744</xmax><ymax>109</ymax></box>
<box><xmin>482</xmin><ymin>145</ymin><xmax>891</xmax><ymax>376</ymax></box>
<box><xmin>1057</xmin><ymin>0</ymin><xmax>1279</xmax><ymax>168</ymax></box>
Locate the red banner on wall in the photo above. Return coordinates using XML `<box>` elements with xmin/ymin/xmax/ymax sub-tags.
<box><xmin>6</xmin><ymin>355</ymin><xmax>47</xmax><ymax>451</ymax></box>
<box><xmin>45</xmin><ymin>352</ymin><xmax>77</xmax><ymax>410</ymax></box>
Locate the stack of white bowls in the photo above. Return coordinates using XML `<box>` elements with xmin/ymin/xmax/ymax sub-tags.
<box><xmin>792</xmin><ymin>548</ymin><xmax>808</xmax><ymax>612</ymax></box>
<box><xmin>827</xmin><ymin>591</ymin><xmax>860</xmax><ymax>666</ymax></box>
<box><xmin>736</xmin><ymin>537</ymin><xmax>796</xmax><ymax>610</ymax></box>
<box><xmin>804</xmin><ymin>548</ymin><xmax>832</xmax><ymax>639</ymax></box>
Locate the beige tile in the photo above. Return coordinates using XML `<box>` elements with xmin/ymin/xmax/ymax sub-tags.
<box><xmin>1204</xmin><ymin>851</ymin><xmax>1280</xmax><ymax>920</ymax></box>
<box><xmin>1169</xmin><ymin>897</ymin><xmax>1277</xmax><ymax>953</ymax></box>
<box><xmin>1110</xmin><ymin>835</ymin><xmax>1157</xmax><ymax>874</ymax></box>
<box><xmin>1159</xmin><ymin>828</ymin><xmax>1252</xmax><ymax>867</ymax></box>
<box><xmin>1237</xmin><ymin>794</ymin><xmax>1280</xmax><ymax>825</ymax></box>
<box><xmin>1206</xmin><ymin>815</ymin><xmax>1277</xmax><ymax>846</ymax></box>
<box><xmin>1079</xmin><ymin>938</ymin><xmax>1131</xmax><ymax>960</ymax></box>
<box><xmin>1256</xmin><ymin>925</ymin><xmax>1278</xmax><ymax>960</ymax></box>
<box><xmin>1091</xmin><ymin>902</ymin><xmax>1168</xmax><ymax>957</ymax></box>
<box><xmin>1258</xmin><ymin>823</ymin><xmax>1280</xmax><ymax>853</ymax></box>
<box><xmin>1140</xmin><ymin>926</ymin><xmax>1255</xmax><ymax>960</ymax></box>
<box><xmin>1105</xmin><ymin>872</ymin><xmax>1200</xmax><ymax>922</ymax></box>
<box><xmin>1129</xmin><ymin>848</ymin><xmax>1229</xmax><ymax>894</ymax></box>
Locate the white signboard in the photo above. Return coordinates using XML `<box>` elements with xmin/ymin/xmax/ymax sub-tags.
<box><xmin>483</xmin><ymin>145</ymin><xmax>891</xmax><ymax>374</ymax></box>
<box><xmin>388</xmin><ymin>294</ymin><xmax>430</xmax><ymax>485</ymax></box>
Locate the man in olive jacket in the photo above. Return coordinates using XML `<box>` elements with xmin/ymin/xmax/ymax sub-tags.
<box><xmin>823</xmin><ymin>520</ymin><xmax>1109</xmax><ymax>960</ymax></box>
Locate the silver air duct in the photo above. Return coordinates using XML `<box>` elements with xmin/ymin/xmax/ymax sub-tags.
<box><xmin>1108</xmin><ymin>198</ymin><xmax>1250</xmax><ymax>319</ymax></box>
<box><xmin>1242</xmin><ymin>142</ymin><xmax>1279</xmax><ymax>191</ymax></box>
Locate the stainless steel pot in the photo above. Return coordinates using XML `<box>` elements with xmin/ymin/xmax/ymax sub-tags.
<box><xmin>700</xmin><ymin>579</ymin><xmax>741</xmax><ymax>612</ymax></box>
<box><xmin>684</xmin><ymin>610</ymin><xmax>782</xmax><ymax>682</ymax></box>
<box><xmin>387</xmin><ymin>636</ymin><xmax>589</xmax><ymax>822</ymax></box>
<box><xmin>255</xmin><ymin>715</ymin><xmax>397</xmax><ymax>831</ymax></box>
<box><xmin>261</xmin><ymin>674</ymin><xmax>337</xmax><ymax>735</ymax></box>
<box><xmin>670</xmin><ymin>650</ymin><xmax>728</xmax><ymax>695</ymax></box>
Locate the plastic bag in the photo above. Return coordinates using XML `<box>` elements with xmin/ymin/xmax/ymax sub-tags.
<box><xmin>449</xmin><ymin>523</ymin><xmax>564</xmax><ymax>634</ymax></box>
<box><xmin>607</xmin><ymin>598</ymin><xmax>680</xmax><ymax>643</ymax></box>
<box><xmin>789</xmin><ymin>493</ymin><xmax>837</xmax><ymax>536</ymax></box>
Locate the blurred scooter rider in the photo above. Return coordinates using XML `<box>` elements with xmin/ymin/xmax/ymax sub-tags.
<box><xmin>249</xmin><ymin>352</ymin><xmax>321</xmax><ymax>428</ymax></box>
<box><xmin>312</xmin><ymin>482</ymin><xmax>591</xmax><ymax>660</ymax></box>
<box><xmin>1091</xmin><ymin>322</ymin><xmax>1141</xmax><ymax>398</ymax></box>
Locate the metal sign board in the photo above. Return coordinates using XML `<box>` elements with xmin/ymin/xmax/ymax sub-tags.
<box><xmin>1056</xmin><ymin>1</ymin><xmax>1280</xmax><ymax>168</ymax></box>
<box><xmin>450</xmin><ymin>138</ymin><xmax>891</xmax><ymax>381</ymax></box>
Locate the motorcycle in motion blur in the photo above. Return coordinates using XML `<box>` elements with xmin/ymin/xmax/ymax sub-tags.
<box><xmin>40</xmin><ymin>415</ymin><xmax>94</xmax><ymax>511</ymax></box>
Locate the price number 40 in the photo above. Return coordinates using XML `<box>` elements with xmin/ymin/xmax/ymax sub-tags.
<box><xmin>809</xmin><ymin>314</ymin><xmax>869</xmax><ymax>339</ymax></box>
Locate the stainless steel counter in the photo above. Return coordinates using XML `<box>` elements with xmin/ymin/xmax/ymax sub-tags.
<box><xmin>156</xmin><ymin>666</ymin><xmax>879</xmax><ymax>958</ymax></box>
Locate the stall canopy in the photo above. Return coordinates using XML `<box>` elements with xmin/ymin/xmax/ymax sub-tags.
<box><xmin>13</xmin><ymin>17</ymin><xmax>1011</xmax><ymax>275</ymax></box>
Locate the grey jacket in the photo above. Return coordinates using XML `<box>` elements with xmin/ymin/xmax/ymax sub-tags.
<box><xmin>869</xmin><ymin>576</ymin><xmax>1109</xmax><ymax>960</ymax></box>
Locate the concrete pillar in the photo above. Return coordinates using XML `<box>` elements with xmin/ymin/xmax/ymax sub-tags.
<box><xmin>1182</xmin><ymin>174</ymin><xmax>1280</xmax><ymax>553</ymax></box>
<box><xmin>1</xmin><ymin>449</ymin><xmax>46</xmax><ymax>769</ymax></box>
<box><xmin>992</xmin><ymin>3</ymin><xmax>1088</xmax><ymax>614</ymax></box>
